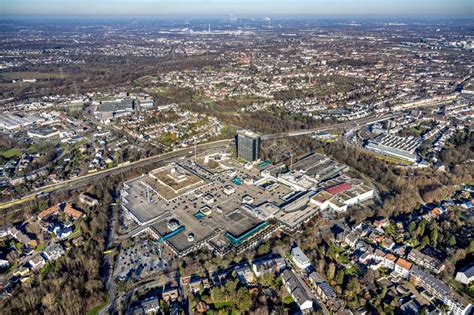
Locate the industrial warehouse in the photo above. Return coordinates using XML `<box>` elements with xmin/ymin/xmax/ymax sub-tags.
<box><xmin>365</xmin><ymin>133</ymin><xmax>423</xmax><ymax>163</ymax></box>
<box><xmin>120</xmin><ymin>150</ymin><xmax>375</xmax><ymax>257</ymax></box>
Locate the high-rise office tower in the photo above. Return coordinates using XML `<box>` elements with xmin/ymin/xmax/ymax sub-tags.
<box><xmin>235</xmin><ymin>130</ymin><xmax>261</xmax><ymax>162</ymax></box>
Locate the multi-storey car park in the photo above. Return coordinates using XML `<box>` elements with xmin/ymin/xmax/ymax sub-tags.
<box><xmin>120</xmin><ymin>152</ymin><xmax>375</xmax><ymax>257</ymax></box>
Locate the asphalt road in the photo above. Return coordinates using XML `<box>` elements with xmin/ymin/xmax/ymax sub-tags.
<box><xmin>261</xmin><ymin>113</ymin><xmax>394</xmax><ymax>140</ymax></box>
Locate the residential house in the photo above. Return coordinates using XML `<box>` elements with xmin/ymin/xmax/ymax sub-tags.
<box><xmin>455</xmin><ymin>263</ymin><xmax>474</xmax><ymax>285</ymax></box>
<box><xmin>48</xmin><ymin>222</ymin><xmax>74</xmax><ymax>239</ymax></box>
<box><xmin>162</xmin><ymin>287</ymin><xmax>179</xmax><ymax>302</ymax></box>
<box><xmin>251</xmin><ymin>255</ymin><xmax>286</xmax><ymax>277</ymax></box>
<box><xmin>382</xmin><ymin>238</ymin><xmax>395</xmax><ymax>250</ymax></box>
<box><xmin>400</xmin><ymin>299</ymin><xmax>421</xmax><ymax>315</ymax></box>
<box><xmin>64</xmin><ymin>204</ymin><xmax>84</xmax><ymax>220</ymax></box>
<box><xmin>234</xmin><ymin>263</ymin><xmax>256</xmax><ymax>286</ymax></box>
<box><xmin>352</xmin><ymin>223</ymin><xmax>370</xmax><ymax>238</ymax></box>
<box><xmin>38</xmin><ymin>204</ymin><xmax>60</xmax><ymax>220</ymax></box>
<box><xmin>345</xmin><ymin>233</ymin><xmax>359</xmax><ymax>248</ymax></box>
<box><xmin>188</xmin><ymin>277</ymin><xmax>209</xmax><ymax>293</ymax></box>
<box><xmin>368</xmin><ymin>231</ymin><xmax>384</xmax><ymax>244</ymax></box>
<box><xmin>13</xmin><ymin>267</ymin><xmax>30</xmax><ymax>277</ymax></box>
<box><xmin>407</xmin><ymin>249</ymin><xmax>445</xmax><ymax>274</ymax></box>
<box><xmin>394</xmin><ymin>258</ymin><xmax>412</xmax><ymax>278</ymax></box>
<box><xmin>29</xmin><ymin>255</ymin><xmax>46</xmax><ymax>270</ymax></box>
<box><xmin>359</xmin><ymin>252</ymin><xmax>372</xmax><ymax>264</ymax></box>
<box><xmin>281</xmin><ymin>269</ymin><xmax>313</xmax><ymax>313</ymax></box>
<box><xmin>141</xmin><ymin>296</ymin><xmax>160</xmax><ymax>314</ymax></box>
<box><xmin>393</xmin><ymin>245</ymin><xmax>408</xmax><ymax>257</ymax></box>
<box><xmin>79</xmin><ymin>193</ymin><xmax>99</xmax><ymax>207</ymax></box>
<box><xmin>308</xmin><ymin>272</ymin><xmax>337</xmax><ymax>302</ymax></box>
<box><xmin>373</xmin><ymin>218</ymin><xmax>390</xmax><ymax>229</ymax></box>
<box><xmin>291</xmin><ymin>247</ymin><xmax>311</xmax><ymax>270</ymax></box>
<box><xmin>9</xmin><ymin>226</ymin><xmax>37</xmax><ymax>247</ymax></box>
<box><xmin>42</xmin><ymin>243</ymin><xmax>65</xmax><ymax>261</ymax></box>
<box><xmin>383</xmin><ymin>253</ymin><xmax>397</xmax><ymax>269</ymax></box>
<box><xmin>410</xmin><ymin>266</ymin><xmax>472</xmax><ymax>315</ymax></box>
<box><xmin>373</xmin><ymin>249</ymin><xmax>386</xmax><ymax>262</ymax></box>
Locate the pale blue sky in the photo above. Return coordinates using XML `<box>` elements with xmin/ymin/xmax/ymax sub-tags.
<box><xmin>1</xmin><ymin>0</ymin><xmax>473</xmax><ymax>17</ymax></box>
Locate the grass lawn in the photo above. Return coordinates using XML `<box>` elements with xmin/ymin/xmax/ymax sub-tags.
<box><xmin>282</xmin><ymin>295</ymin><xmax>294</xmax><ymax>305</ymax></box>
<box><xmin>0</xmin><ymin>148</ymin><xmax>22</xmax><ymax>159</ymax></box>
<box><xmin>28</xmin><ymin>144</ymin><xmax>41</xmax><ymax>154</ymax></box>
<box><xmin>35</xmin><ymin>244</ymin><xmax>46</xmax><ymax>251</ymax></box>
<box><xmin>374</xmin><ymin>155</ymin><xmax>412</xmax><ymax>166</ymax></box>
<box><xmin>65</xmin><ymin>227</ymin><xmax>81</xmax><ymax>240</ymax></box>
<box><xmin>364</xmin><ymin>150</ymin><xmax>413</xmax><ymax>165</ymax></box>
<box><xmin>214</xmin><ymin>301</ymin><xmax>233</xmax><ymax>309</ymax></box>
<box><xmin>87</xmin><ymin>296</ymin><xmax>109</xmax><ymax>315</ymax></box>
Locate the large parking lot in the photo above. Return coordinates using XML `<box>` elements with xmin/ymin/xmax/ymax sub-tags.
<box><xmin>114</xmin><ymin>237</ymin><xmax>169</xmax><ymax>281</ymax></box>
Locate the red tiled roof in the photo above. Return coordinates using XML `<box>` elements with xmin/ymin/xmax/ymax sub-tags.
<box><xmin>431</xmin><ymin>208</ymin><xmax>441</xmax><ymax>216</ymax></box>
<box><xmin>64</xmin><ymin>204</ymin><xmax>83</xmax><ymax>219</ymax></box>
<box><xmin>384</xmin><ymin>253</ymin><xmax>397</xmax><ymax>262</ymax></box>
<box><xmin>38</xmin><ymin>205</ymin><xmax>60</xmax><ymax>219</ymax></box>
<box><xmin>325</xmin><ymin>182</ymin><xmax>352</xmax><ymax>195</ymax></box>
<box><xmin>396</xmin><ymin>258</ymin><xmax>413</xmax><ymax>270</ymax></box>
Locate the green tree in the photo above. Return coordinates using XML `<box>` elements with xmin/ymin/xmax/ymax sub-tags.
<box><xmin>417</xmin><ymin>220</ymin><xmax>426</xmax><ymax>236</ymax></box>
<box><xmin>327</xmin><ymin>263</ymin><xmax>336</xmax><ymax>281</ymax></box>
<box><xmin>260</xmin><ymin>272</ymin><xmax>275</xmax><ymax>288</ymax></box>
<box><xmin>236</xmin><ymin>288</ymin><xmax>252</xmax><ymax>312</ymax></box>
<box><xmin>385</xmin><ymin>223</ymin><xmax>396</xmax><ymax>238</ymax></box>
<box><xmin>447</xmin><ymin>235</ymin><xmax>456</xmax><ymax>247</ymax></box>
<box><xmin>335</xmin><ymin>270</ymin><xmax>345</xmax><ymax>285</ymax></box>
<box><xmin>468</xmin><ymin>285</ymin><xmax>474</xmax><ymax>298</ymax></box>
<box><xmin>347</xmin><ymin>277</ymin><xmax>360</xmax><ymax>292</ymax></box>
<box><xmin>430</xmin><ymin>227</ymin><xmax>438</xmax><ymax>244</ymax></box>
<box><xmin>408</xmin><ymin>221</ymin><xmax>417</xmax><ymax>234</ymax></box>
<box><xmin>224</xmin><ymin>279</ymin><xmax>237</xmax><ymax>300</ymax></box>
<box><xmin>327</xmin><ymin>244</ymin><xmax>340</xmax><ymax>260</ymax></box>
<box><xmin>468</xmin><ymin>240</ymin><xmax>474</xmax><ymax>254</ymax></box>
<box><xmin>257</xmin><ymin>243</ymin><xmax>270</xmax><ymax>256</ymax></box>
<box><xmin>210</xmin><ymin>286</ymin><xmax>225</xmax><ymax>304</ymax></box>
<box><xmin>421</xmin><ymin>236</ymin><xmax>429</xmax><ymax>247</ymax></box>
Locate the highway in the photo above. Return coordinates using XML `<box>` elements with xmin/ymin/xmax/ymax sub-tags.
<box><xmin>0</xmin><ymin>139</ymin><xmax>232</xmax><ymax>211</ymax></box>
<box><xmin>261</xmin><ymin>113</ymin><xmax>394</xmax><ymax>140</ymax></box>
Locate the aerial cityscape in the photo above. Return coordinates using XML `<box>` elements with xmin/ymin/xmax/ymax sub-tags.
<box><xmin>0</xmin><ymin>0</ymin><xmax>473</xmax><ymax>314</ymax></box>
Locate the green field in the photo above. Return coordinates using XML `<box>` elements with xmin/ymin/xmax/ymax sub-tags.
<box><xmin>0</xmin><ymin>148</ymin><xmax>22</xmax><ymax>159</ymax></box>
<box><xmin>0</xmin><ymin>71</ymin><xmax>66</xmax><ymax>80</ymax></box>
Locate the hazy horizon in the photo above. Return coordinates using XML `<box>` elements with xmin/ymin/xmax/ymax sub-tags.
<box><xmin>1</xmin><ymin>0</ymin><xmax>473</xmax><ymax>18</ymax></box>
